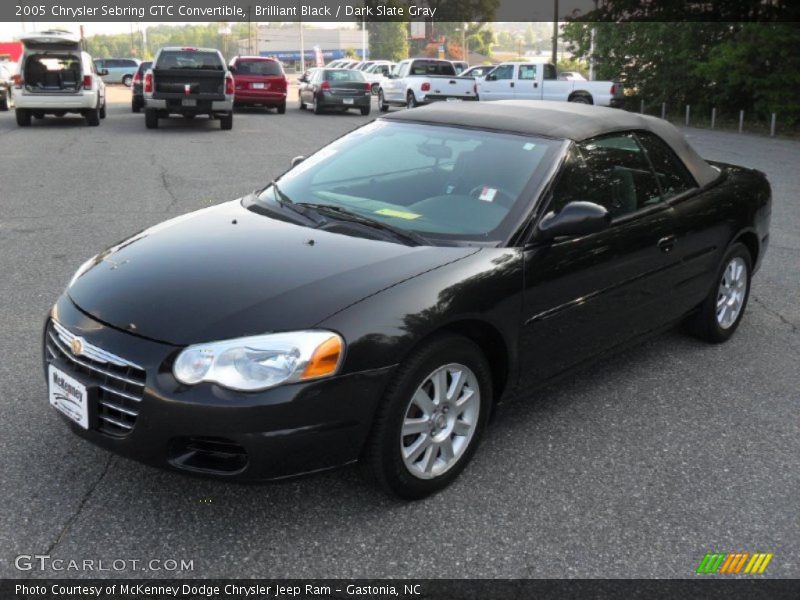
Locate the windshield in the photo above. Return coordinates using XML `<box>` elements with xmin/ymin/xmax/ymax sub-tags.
<box><xmin>253</xmin><ymin>121</ymin><xmax>563</xmax><ymax>243</ymax></box>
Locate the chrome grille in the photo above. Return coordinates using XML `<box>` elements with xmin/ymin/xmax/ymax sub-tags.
<box><xmin>45</xmin><ymin>320</ymin><xmax>145</xmax><ymax>437</ymax></box>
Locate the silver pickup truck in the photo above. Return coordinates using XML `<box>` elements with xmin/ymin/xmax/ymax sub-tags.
<box><xmin>378</xmin><ymin>58</ymin><xmax>477</xmax><ymax>111</ymax></box>
<box><xmin>143</xmin><ymin>47</ymin><xmax>234</xmax><ymax>130</ymax></box>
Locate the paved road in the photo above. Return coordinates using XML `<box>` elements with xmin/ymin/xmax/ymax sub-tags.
<box><xmin>1</xmin><ymin>87</ymin><xmax>797</xmax><ymax>579</ymax></box>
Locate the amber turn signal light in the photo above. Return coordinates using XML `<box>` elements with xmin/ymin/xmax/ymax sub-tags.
<box><xmin>301</xmin><ymin>335</ymin><xmax>343</xmax><ymax>380</ymax></box>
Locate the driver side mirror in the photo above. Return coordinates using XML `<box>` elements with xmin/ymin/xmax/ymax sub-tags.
<box><xmin>535</xmin><ymin>201</ymin><xmax>610</xmax><ymax>241</ymax></box>
<box><xmin>228</xmin><ymin>65</ymin><xmax>237</xmax><ymax>73</ymax></box>
<box><xmin>290</xmin><ymin>155</ymin><xmax>305</xmax><ymax>168</ymax></box>
<box><xmin>485</xmin><ymin>73</ymin><xmax>497</xmax><ymax>81</ymax></box>
<box><xmin>98</xmin><ymin>69</ymin><xmax>109</xmax><ymax>76</ymax></box>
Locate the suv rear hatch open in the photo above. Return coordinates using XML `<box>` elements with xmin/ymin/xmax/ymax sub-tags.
<box><xmin>18</xmin><ymin>31</ymin><xmax>83</xmax><ymax>94</ymax></box>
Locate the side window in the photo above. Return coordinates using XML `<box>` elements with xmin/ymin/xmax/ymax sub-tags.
<box><xmin>548</xmin><ymin>147</ymin><xmax>590</xmax><ymax>215</ymax></box>
<box><xmin>491</xmin><ymin>64</ymin><xmax>514</xmax><ymax>80</ymax></box>
<box><xmin>518</xmin><ymin>65</ymin><xmax>537</xmax><ymax>80</ymax></box>
<box><xmin>543</xmin><ymin>64</ymin><xmax>557</xmax><ymax>80</ymax></box>
<box><xmin>576</xmin><ymin>133</ymin><xmax>663</xmax><ymax>218</ymax></box>
<box><xmin>635</xmin><ymin>131</ymin><xmax>697</xmax><ymax>200</ymax></box>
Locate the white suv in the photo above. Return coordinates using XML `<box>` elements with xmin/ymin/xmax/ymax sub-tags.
<box><xmin>13</xmin><ymin>31</ymin><xmax>106</xmax><ymax>127</ymax></box>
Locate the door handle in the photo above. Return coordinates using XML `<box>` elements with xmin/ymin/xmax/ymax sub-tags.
<box><xmin>510</xmin><ymin>82</ymin><xmax>515</xmax><ymax>88</ymax></box>
<box><xmin>533</xmin><ymin>82</ymin><xmax>538</xmax><ymax>88</ymax></box>
<box><xmin>657</xmin><ymin>235</ymin><xmax>677</xmax><ymax>253</ymax></box>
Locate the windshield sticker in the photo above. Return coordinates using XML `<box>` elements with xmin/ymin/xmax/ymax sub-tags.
<box><xmin>478</xmin><ymin>187</ymin><xmax>497</xmax><ymax>202</ymax></box>
<box><xmin>375</xmin><ymin>208</ymin><xmax>422</xmax><ymax>220</ymax></box>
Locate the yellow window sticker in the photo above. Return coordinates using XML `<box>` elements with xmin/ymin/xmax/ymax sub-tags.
<box><xmin>375</xmin><ymin>208</ymin><xmax>422</xmax><ymax>220</ymax></box>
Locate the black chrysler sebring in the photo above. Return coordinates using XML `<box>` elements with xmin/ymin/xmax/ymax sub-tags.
<box><xmin>44</xmin><ymin>101</ymin><xmax>771</xmax><ymax>498</ymax></box>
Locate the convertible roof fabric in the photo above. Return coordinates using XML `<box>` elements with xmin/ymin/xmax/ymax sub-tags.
<box><xmin>382</xmin><ymin>100</ymin><xmax>719</xmax><ymax>187</ymax></box>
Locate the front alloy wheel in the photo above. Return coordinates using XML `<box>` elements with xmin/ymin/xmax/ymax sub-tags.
<box><xmin>716</xmin><ymin>256</ymin><xmax>748</xmax><ymax>329</ymax></box>
<box><xmin>365</xmin><ymin>334</ymin><xmax>491</xmax><ymax>499</ymax></box>
<box><xmin>401</xmin><ymin>364</ymin><xmax>480</xmax><ymax>479</ymax></box>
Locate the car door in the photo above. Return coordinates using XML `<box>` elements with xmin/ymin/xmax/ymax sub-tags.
<box><xmin>478</xmin><ymin>63</ymin><xmax>515</xmax><ymax>100</ymax></box>
<box><xmin>519</xmin><ymin>133</ymin><xmax>681</xmax><ymax>385</ymax></box>
<box><xmin>514</xmin><ymin>64</ymin><xmax>542</xmax><ymax>100</ymax></box>
<box><xmin>383</xmin><ymin>60</ymin><xmax>408</xmax><ymax>103</ymax></box>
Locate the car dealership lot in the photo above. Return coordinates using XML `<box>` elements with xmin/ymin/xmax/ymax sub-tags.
<box><xmin>1</xmin><ymin>87</ymin><xmax>798</xmax><ymax>578</ymax></box>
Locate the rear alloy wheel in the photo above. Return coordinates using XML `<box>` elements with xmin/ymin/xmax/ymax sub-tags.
<box><xmin>122</xmin><ymin>75</ymin><xmax>133</xmax><ymax>87</ymax></box>
<box><xmin>687</xmin><ymin>242</ymin><xmax>752</xmax><ymax>343</ymax></box>
<box><xmin>144</xmin><ymin>108</ymin><xmax>159</xmax><ymax>129</ymax></box>
<box><xmin>569</xmin><ymin>94</ymin><xmax>592</xmax><ymax>105</ymax></box>
<box><xmin>220</xmin><ymin>112</ymin><xmax>233</xmax><ymax>130</ymax></box>
<box><xmin>406</xmin><ymin>91</ymin><xmax>418</xmax><ymax>109</ymax></box>
<box><xmin>378</xmin><ymin>90</ymin><xmax>389</xmax><ymax>112</ymax></box>
<box><xmin>313</xmin><ymin>96</ymin><xmax>323</xmax><ymax>115</ymax></box>
<box><xmin>16</xmin><ymin>108</ymin><xmax>31</xmax><ymax>127</ymax></box>
<box><xmin>371</xmin><ymin>83</ymin><xmax>379</xmax><ymax>95</ymax></box>
<box><xmin>365</xmin><ymin>334</ymin><xmax>491</xmax><ymax>499</ymax></box>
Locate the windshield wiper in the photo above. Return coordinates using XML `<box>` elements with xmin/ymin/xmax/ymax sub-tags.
<box><xmin>269</xmin><ymin>182</ymin><xmax>325</xmax><ymax>225</ymax></box>
<box><xmin>299</xmin><ymin>203</ymin><xmax>429</xmax><ymax>247</ymax></box>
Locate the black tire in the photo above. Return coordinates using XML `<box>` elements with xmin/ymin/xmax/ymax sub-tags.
<box><xmin>569</xmin><ymin>94</ymin><xmax>593</xmax><ymax>105</ymax></box>
<box><xmin>99</xmin><ymin>102</ymin><xmax>106</xmax><ymax>119</ymax></box>
<box><xmin>313</xmin><ymin>96</ymin><xmax>323</xmax><ymax>115</ymax></box>
<box><xmin>0</xmin><ymin>96</ymin><xmax>8</xmax><ymax>111</ymax></box>
<box><xmin>364</xmin><ymin>334</ymin><xmax>492</xmax><ymax>499</ymax></box>
<box><xmin>406</xmin><ymin>91</ymin><xmax>418</xmax><ymax>109</ymax></box>
<box><xmin>299</xmin><ymin>93</ymin><xmax>306</xmax><ymax>110</ymax></box>
<box><xmin>85</xmin><ymin>108</ymin><xmax>100</xmax><ymax>126</ymax></box>
<box><xmin>33</xmin><ymin>111</ymin><xmax>45</xmax><ymax>119</ymax></box>
<box><xmin>122</xmin><ymin>74</ymin><xmax>133</xmax><ymax>87</ymax></box>
<box><xmin>16</xmin><ymin>108</ymin><xmax>31</xmax><ymax>127</ymax></box>
<box><xmin>360</xmin><ymin>104</ymin><xmax>371</xmax><ymax>116</ymax></box>
<box><xmin>378</xmin><ymin>90</ymin><xmax>389</xmax><ymax>112</ymax></box>
<box><xmin>220</xmin><ymin>112</ymin><xmax>233</xmax><ymax>130</ymax></box>
<box><xmin>686</xmin><ymin>242</ymin><xmax>752</xmax><ymax>343</ymax></box>
<box><xmin>132</xmin><ymin>98</ymin><xmax>141</xmax><ymax>113</ymax></box>
<box><xmin>145</xmin><ymin>108</ymin><xmax>159</xmax><ymax>129</ymax></box>
<box><xmin>277</xmin><ymin>102</ymin><xmax>286</xmax><ymax>114</ymax></box>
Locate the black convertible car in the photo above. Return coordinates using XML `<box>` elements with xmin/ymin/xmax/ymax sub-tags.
<box><xmin>44</xmin><ymin>102</ymin><xmax>771</xmax><ymax>498</ymax></box>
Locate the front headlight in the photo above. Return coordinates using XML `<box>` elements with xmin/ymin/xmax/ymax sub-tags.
<box><xmin>173</xmin><ymin>331</ymin><xmax>344</xmax><ymax>392</ymax></box>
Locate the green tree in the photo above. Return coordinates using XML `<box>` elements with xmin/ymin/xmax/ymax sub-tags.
<box><xmin>366</xmin><ymin>21</ymin><xmax>409</xmax><ymax>60</ymax></box>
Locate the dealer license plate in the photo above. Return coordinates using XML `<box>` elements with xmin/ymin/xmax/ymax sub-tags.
<box><xmin>343</xmin><ymin>98</ymin><xmax>354</xmax><ymax>105</ymax></box>
<box><xmin>182</xmin><ymin>99</ymin><xmax>197</xmax><ymax>107</ymax></box>
<box><xmin>251</xmin><ymin>82</ymin><xmax>266</xmax><ymax>89</ymax></box>
<box><xmin>48</xmin><ymin>365</ymin><xmax>89</xmax><ymax>429</ymax></box>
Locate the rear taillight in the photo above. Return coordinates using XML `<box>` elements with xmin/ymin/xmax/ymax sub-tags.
<box><xmin>144</xmin><ymin>72</ymin><xmax>153</xmax><ymax>93</ymax></box>
<box><xmin>83</xmin><ymin>75</ymin><xmax>92</xmax><ymax>90</ymax></box>
<box><xmin>225</xmin><ymin>75</ymin><xmax>234</xmax><ymax>95</ymax></box>
<box><xmin>133</xmin><ymin>71</ymin><xmax>142</xmax><ymax>84</ymax></box>
<box><xmin>421</xmin><ymin>82</ymin><xmax>431</xmax><ymax>92</ymax></box>
<box><xmin>12</xmin><ymin>74</ymin><xmax>22</xmax><ymax>89</ymax></box>
<box><xmin>364</xmin><ymin>82</ymin><xmax>372</xmax><ymax>92</ymax></box>
<box><xmin>610</xmin><ymin>84</ymin><xmax>616</xmax><ymax>96</ymax></box>
<box><xmin>321</xmin><ymin>80</ymin><xmax>331</xmax><ymax>91</ymax></box>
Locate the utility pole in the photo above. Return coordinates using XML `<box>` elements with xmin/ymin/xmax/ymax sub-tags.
<box><xmin>551</xmin><ymin>0</ymin><xmax>559</xmax><ymax>65</ymax></box>
<box><xmin>299</xmin><ymin>20</ymin><xmax>305</xmax><ymax>73</ymax></box>
<box><xmin>462</xmin><ymin>23</ymin><xmax>467</xmax><ymax>64</ymax></box>
<box><xmin>589</xmin><ymin>0</ymin><xmax>598</xmax><ymax>80</ymax></box>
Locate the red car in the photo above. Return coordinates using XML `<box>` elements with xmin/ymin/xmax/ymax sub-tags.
<box><xmin>229</xmin><ymin>56</ymin><xmax>287</xmax><ymax>113</ymax></box>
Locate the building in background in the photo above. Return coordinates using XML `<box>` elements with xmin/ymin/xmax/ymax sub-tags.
<box><xmin>237</xmin><ymin>26</ymin><xmax>366</xmax><ymax>72</ymax></box>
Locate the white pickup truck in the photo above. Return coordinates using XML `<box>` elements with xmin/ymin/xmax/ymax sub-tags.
<box><xmin>378</xmin><ymin>58</ymin><xmax>477</xmax><ymax>111</ymax></box>
<box><xmin>477</xmin><ymin>61</ymin><xmax>623</xmax><ymax>107</ymax></box>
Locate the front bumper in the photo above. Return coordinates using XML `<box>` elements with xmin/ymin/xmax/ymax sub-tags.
<box><xmin>44</xmin><ymin>296</ymin><xmax>394</xmax><ymax>481</ymax></box>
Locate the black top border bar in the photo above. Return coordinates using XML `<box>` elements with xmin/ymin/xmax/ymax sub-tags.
<box><xmin>3</xmin><ymin>0</ymin><xmax>799</xmax><ymax>22</ymax></box>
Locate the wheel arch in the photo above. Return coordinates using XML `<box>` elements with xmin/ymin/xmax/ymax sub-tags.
<box><xmin>731</xmin><ymin>229</ymin><xmax>760</xmax><ymax>266</ymax></box>
<box><xmin>568</xmin><ymin>90</ymin><xmax>593</xmax><ymax>103</ymax></box>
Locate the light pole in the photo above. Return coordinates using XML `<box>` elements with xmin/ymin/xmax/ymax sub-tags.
<box><xmin>551</xmin><ymin>0</ymin><xmax>559</xmax><ymax>65</ymax></box>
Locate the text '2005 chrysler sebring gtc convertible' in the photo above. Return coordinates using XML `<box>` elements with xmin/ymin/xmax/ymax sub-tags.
<box><xmin>44</xmin><ymin>101</ymin><xmax>771</xmax><ymax>499</ymax></box>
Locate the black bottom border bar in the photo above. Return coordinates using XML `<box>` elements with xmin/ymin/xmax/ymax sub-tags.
<box><xmin>3</xmin><ymin>579</ymin><xmax>800</xmax><ymax>600</ymax></box>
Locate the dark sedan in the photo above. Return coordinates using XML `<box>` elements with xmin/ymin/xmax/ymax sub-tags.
<box><xmin>298</xmin><ymin>68</ymin><xmax>372</xmax><ymax>115</ymax></box>
<box><xmin>44</xmin><ymin>102</ymin><xmax>770</xmax><ymax>499</ymax></box>
<box><xmin>130</xmin><ymin>60</ymin><xmax>152</xmax><ymax>113</ymax></box>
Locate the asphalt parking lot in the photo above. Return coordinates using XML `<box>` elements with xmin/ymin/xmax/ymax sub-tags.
<box><xmin>1</xmin><ymin>86</ymin><xmax>798</xmax><ymax>579</ymax></box>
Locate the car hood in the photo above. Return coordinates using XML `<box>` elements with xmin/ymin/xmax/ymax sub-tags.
<box><xmin>68</xmin><ymin>200</ymin><xmax>477</xmax><ymax>346</ymax></box>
